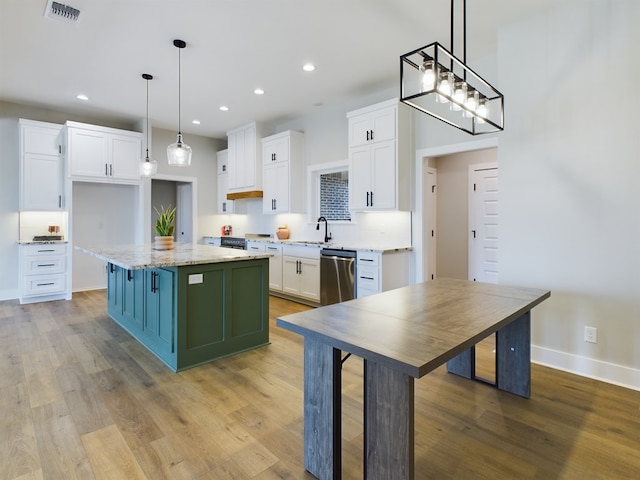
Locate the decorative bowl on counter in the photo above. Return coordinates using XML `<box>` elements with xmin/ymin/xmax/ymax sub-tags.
<box><xmin>276</xmin><ymin>225</ymin><xmax>290</xmax><ymax>240</ymax></box>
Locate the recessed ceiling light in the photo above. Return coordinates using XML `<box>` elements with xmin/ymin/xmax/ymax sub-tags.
<box><xmin>192</xmin><ymin>120</ymin><xmax>201</xmax><ymax>125</ymax></box>
<box><xmin>219</xmin><ymin>105</ymin><xmax>229</xmax><ymax>111</ymax></box>
<box><xmin>303</xmin><ymin>63</ymin><xmax>316</xmax><ymax>72</ymax></box>
<box><xmin>76</xmin><ymin>94</ymin><xmax>89</xmax><ymax>101</ymax></box>
<box><xmin>254</xmin><ymin>88</ymin><xmax>265</xmax><ymax>95</ymax></box>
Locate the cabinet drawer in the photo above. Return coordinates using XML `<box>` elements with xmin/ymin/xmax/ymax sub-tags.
<box><xmin>357</xmin><ymin>252</ymin><xmax>380</xmax><ymax>267</ymax></box>
<box><xmin>24</xmin><ymin>255</ymin><xmax>66</xmax><ymax>275</ymax></box>
<box><xmin>23</xmin><ymin>244</ymin><xmax>66</xmax><ymax>256</ymax></box>
<box><xmin>24</xmin><ymin>274</ymin><xmax>66</xmax><ymax>296</ymax></box>
<box><xmin>246</xmin><ymin>242</ymin><xmax>266</xmax><ymax>253</ymax></box>
<box><xmin>357</xmin><ymin>266</ymin><xmax>379</xmax><ymax>291</ymax></box>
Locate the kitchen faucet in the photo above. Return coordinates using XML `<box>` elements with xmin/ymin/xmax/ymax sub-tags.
<box><xmin>316</xmin><ymin>216</ymin><xmax>332</xmax><ymax>243</ymax></box>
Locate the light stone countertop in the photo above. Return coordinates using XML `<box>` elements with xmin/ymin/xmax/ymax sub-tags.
<box><xmin>75</xmin><ymin>243</ymin><xmax>271</xmax><ymax>270</ymax></box>
<box><xmin>205</xmin><ymin>236</ymin><xmax>412</xmax><ymax>253</ymax></box>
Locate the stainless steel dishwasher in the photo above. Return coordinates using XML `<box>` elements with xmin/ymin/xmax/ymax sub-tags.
<box><xmin>320</xmin><ymin>249</ymin><xmax>356</xmax><ymax>306</ymax></box>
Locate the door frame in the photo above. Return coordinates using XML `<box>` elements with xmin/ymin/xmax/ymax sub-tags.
<box><xmin>412</xmin><ymin>137</ymin><xmax>498</xmax><ymax>283</ymax></box>
<box><xmin>141</xmin><ymin>174</ymin><xmax>198</xmax><ymax>244</ymax></box>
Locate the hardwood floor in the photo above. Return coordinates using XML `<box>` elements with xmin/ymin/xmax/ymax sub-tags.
<box><xmin>1</xmin><ymin>290</ymin><xmax>639</xmax><ymax>479</ymax></box>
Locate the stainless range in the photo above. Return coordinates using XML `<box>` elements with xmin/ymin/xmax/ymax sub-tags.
<box><xmin>219</xmin><ymin>236</ymin><xmax>246</xmax><ymax>250</ymax></box>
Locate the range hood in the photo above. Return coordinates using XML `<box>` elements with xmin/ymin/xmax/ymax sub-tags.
<box><xmin>227</xmin><ymin>190</ymin><xmax>263</xmax><ymax>200</ymax></box>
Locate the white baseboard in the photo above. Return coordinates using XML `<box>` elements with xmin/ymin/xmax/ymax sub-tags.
<box><xmin>532</xmin><ymin>345</ymin><xmax>640</xmax><ymax>392</ymax></box>
<box><xmin>0</xmin><ymin>289</ymin><xmax>18</xmax><ymax>302</ymax></box>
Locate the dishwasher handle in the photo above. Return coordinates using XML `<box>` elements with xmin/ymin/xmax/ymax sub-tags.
<box><xmin>320</xmin><ymin>248</ymin><xmax>356</xmax><ymax>258</ymax></box>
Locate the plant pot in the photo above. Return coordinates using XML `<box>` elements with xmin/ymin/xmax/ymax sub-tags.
<box><xmin>155</xmin><ymin>236</ymin><xmax>174</xmax><ymax>250</ymax></box>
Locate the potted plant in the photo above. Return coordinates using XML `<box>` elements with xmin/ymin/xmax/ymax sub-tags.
<box><xmin>154</xmin><ymin>204</ymin><xmax>176</xmax><ymax>250</ymax></box>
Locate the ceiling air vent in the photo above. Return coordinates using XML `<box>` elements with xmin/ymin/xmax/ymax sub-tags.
<box><xmin>44</xmin><ymin>0</ymin><xmax>81</xmax><ymax>23</ymax></box>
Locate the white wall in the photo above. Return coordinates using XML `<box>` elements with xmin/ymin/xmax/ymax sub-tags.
<box><xmin>497</xmin><ymin>0</ymin><xmax>639</xmax><ymax>387</ymax></box>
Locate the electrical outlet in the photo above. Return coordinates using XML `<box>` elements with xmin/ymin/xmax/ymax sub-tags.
<box><xmin>584</xmin><ymin>326</ymin><xmax>597</xmax><ymax>344</ymax></box>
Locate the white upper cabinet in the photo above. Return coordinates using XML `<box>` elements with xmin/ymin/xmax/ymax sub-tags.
<box><xmin>19</xmin><ymin>119</ymin><xmax>65</xmax><ymax>211</ymax></box>
<box><xmin>216</xmin><ymin>149</ymin><xmax>234</xmax><ymax>214</ymax></box>
<box><xmin>66</xmin><ymin>121</ymin><xmax>142</xmax><ymax>184</ymax></box>
<box><xmin>347</xmin><ymin>98</ymin><xmax>411</xmax><ymax>211</ymax></box>
<box><xmin>227</xmin><ymin>122</ymin><xmax>263</xmax><ymax>193</ymax></box>
<box><xmin>262</xmin><ymin>130</ymin><xmax>305</xmax><ymax>214</ymax></box>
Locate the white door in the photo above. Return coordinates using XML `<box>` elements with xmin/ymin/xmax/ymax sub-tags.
<box><xmin>468</xmin><ymin>164</ymin><xmax>499</xmax><ymax>283</ymax></box>
<box><xmin>176</xmin><ymin>182</ymin><xmax>193</xmax><ymax>243</ymax></box>
<box><xmin>424</xmin><ymin>168</ymin><xmax>437</xmax><ymax>281</ymax></box>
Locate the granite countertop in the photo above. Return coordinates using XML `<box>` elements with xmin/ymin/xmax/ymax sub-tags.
<box><xmin>204</xmin><ymin>236</ymin><xmax>412</xmax><ymax>253</ymax></box>
<box><xmin>18</xmin><ymin>240</ymin><xmax>69</xmax><ymax>245</ymax></box>
<box><xmin>75</xmin><ymin>243</ymin><xmax>271</xmax><ymax>270</ymax></box>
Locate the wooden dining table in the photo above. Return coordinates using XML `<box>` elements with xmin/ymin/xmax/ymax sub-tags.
<box><xmin>276</xmin><ymin>277</ymin><xmax>551</xmax><ymax>480</ymax></box>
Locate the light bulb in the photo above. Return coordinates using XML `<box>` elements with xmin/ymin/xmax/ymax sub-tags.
<box><xmin>420</xmin><ymin>60</ymin><xmax>436</xmax><ymax>92</ymax></box>
<box><xmin>437</xmin><ymin>71</ymin><xmax>453</xmax><ymax>103</ymax></box>
<box><xmin>140</xmin><ymin>156</ymin><xmax>158</xmax><ymax>176</ymax></box>
<box><xmin>464</xmin><ymin>90</ymin><xmax>479</xmax><ymax>118</ymax></box>
<box><xmin>451</xmin><ymin>81</ymin><xmax>467</xmax><ymax>111</ymax></box>
<box><xmin>476</xmin><ymin>99</ymin><xmax>489</xmax><ymax>124</ymax></box>
<box><xmin>167</xmin><ymin>133</ymin><xmax>192</xmax><ymax>166</ymax></box>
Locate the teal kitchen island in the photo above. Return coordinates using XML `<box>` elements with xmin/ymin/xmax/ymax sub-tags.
<box><xmin>77</xmin><ymin>243</ymin><xmax>270</xmax><ymax>372</ymax></box>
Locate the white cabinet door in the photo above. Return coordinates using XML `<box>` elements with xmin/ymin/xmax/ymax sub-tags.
<box><xmin>22</xmin><ymin>153</ymin><xmax>63</xmax><ymax>210</ymax></box>
<box><xmin>266</xmin><ymin>244</ymin><xmax>283</xmax><ymax>291</ymax></box>
<box><xmin>67</xmin><ymin>123</ymin><xmax>141</xmax><ymax>183</ymax></box>
<box><xmin>23</xmin><ymin>123</ymin><xmax>61</xmax><ymax>155</ymax></box>
<box><xmin>348</xmin><ymin>105</ymin><xmax>396</xmax><ymax>148</ymax></box>
<box><xmin>350</xmin><ymin>145</ymin><xmax>372</xmax><ymax>210</ymax></box>
<box><xmin>68</xmin><ymin>128</ymin><xmax>109</xmax><ymax>180</ymax></box>
<box><xmin>298</xmin><ymin>258</ymin><xmax>320</xmax><ymax>301</ymax></box>
<box><xmin>369</xmin><ymin>140</ymin><xmax>396</xmax><ymax>210</ymax></box>
<box><xmin>282</xmin><ymin>256</ymin><xmax>300</xmax><ymax>296</ymax></box>
<box><xmin>263</xmin><ymin>135</ymin><xmax>289</xmax><ymax>165</ymax></box>
<box><xmin>217</xmin><ymin>150</ymin><xmax>234</xmax><ymax>214</ymax></box>
<box><xmin>263</xmin><ymin>162</ymin><xmax>289</xmax><ymax>214</ymax></box>
<box><xmin>227</xmin><ymin>123</ymin><xmax>260</xmax><ymax>192</ymax></box>
<box><xmin>110</xmin><ymin>134</ymin><xmax>141</xmax><ymax>181</ymax></box>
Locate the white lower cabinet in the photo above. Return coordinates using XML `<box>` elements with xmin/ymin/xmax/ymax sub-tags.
<box><xmin>265</xmin><ymin>244</ymin><xmax>283</xmax><ymax>291</ymax></box>
<box><xmin>19</xmin><ymin>243</ymin><xmax>70</xmax><ymax>304</ymax></box>
<box><xmin>356</xmin><ymin>250</ymin><xmax>411</xmax><ymax>298</ymax></box>
<box><xmin>282</xmin><ymin>245</ymin><xmax>320</xmax><ymax>302</ymax></box>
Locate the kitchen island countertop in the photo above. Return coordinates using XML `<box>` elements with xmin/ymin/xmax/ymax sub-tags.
<box><xmin>76</xmin><ymin>242</ymin><xmax>271</xmax><ymax>270</ymax></box>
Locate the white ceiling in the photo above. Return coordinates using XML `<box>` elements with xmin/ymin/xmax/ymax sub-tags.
<box><xmin>0</xmin><ymin>0</ymin><xmax>564</xmax><ymax>139</ymax></box>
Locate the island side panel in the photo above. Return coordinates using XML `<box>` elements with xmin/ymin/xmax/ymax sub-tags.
<box><xmin>176</xmin><ymin>258</ymin><xmax>269</xmax><ymax>370</ymax></box>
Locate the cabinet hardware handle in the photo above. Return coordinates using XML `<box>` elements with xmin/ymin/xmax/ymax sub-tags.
<box><xmin>360</xmin><ymin>276</ymin><xmax>375</xmax><ymax>280</ymax></box>
<box><xmin>370</xmin><ymin>129</ymin><xmax>374</xmax><ymax>141</ymax></box>
<box><xmin>361</xmin><ymin>258</ymin><xmax>374</xmax><ymax>262</ymax></box>
<box><xmin>37</xmin><ymin>263</ymin><xmax>55</xmax><ymax>267</ymax></box>
<box><xmin>109</xmin><ymin>164</ymin><xmax>113</xmax><ymax>176</ymax></box>
<box><xmin>58</xmin><ymin>145</ymin><xmax>62</xmax><ymax>154</ymax></box>
<box><xmin>58</xmin><ymin>195</ymin><xmax>62</xmax><ymax>208</ymax></box>
<box><xmin>366</xmin><ymin>130</ymin><xmax>369</xmax><ymax>142</ymax></box>
<box><xmin>127</xmin><ymin>270</ymin><xmax>132</xmax><ymax>281</ymax></box>
<box><xmin>37</xmin><ymin>249</ymin><xmax>55</xmax><ymax>253</ymax></box>
<box><xmin>37</xmin><ymin>282</ymin><xmax>55</xmax><ymax>286</ymax></box>
<box><xmin>370</xmin><ymin>191</ymin><xmax>373</xmax><ymax>206</ymax></box>
<box><xmin>222</xmin><ymin>164</ymin><xmax>226</xmax><ymax>172</ymax></box>
<box><xmin>222</xmin><ymin>202</ymin><xmax>226</xmax><ymax>212</ymax></box>
<box><xmin>366</xmin><ymin>192</ymin><xmax>370</xmax><ymax>207</ymax></box>
<box><xmin>105</xmin><ymin>163</ymin><xmax>108</xmax><ymax>176</ymax></box>
<box><xmin>109</xmin><ymin>263</ymin><xmax>115</xmax><ymax>273</ymax></box>
<box><xmin>472</xmin><ymin>230</ymin><xmax>476</xmax><ymax>238</ymax></box>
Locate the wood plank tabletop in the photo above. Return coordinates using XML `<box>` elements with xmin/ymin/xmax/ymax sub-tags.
<box><xmin>276</xmin><ymin>278</ymin><xmax>550</xmax><ymax>378</ymax></box>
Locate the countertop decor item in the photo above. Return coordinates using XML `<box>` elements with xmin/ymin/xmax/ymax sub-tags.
<box><xmin>140</xmin><ymin>73</ymin><xmax>158</xmax><ymax>176</ymax></box>
<box><xmin>167</xmin><ymin>39</ymin><xmax>192</xmax><ymax>166</ymax></box>
<box><xmin>276</xmin><ymin>224</ymin><xmax>290</xmax><ymax>239</ymax></box>
<box><xmin>154</xmin><ymin>204</ymin><xmax>176</xmax><ymax>250</ymax></box>
<box><xmin>399</xmin><ymin>0</ymin><xmax>504</xmax><ymax>135</ymax></box>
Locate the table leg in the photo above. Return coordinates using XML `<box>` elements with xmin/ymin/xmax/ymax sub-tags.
<box><xmin>446</xmin><ymin>346</ymin><xmax>475</xmax><ymax>379</ymax></box>
<box><xmin>496</xmin><ymin>311</ymin><xmax>531</xmax><ymax>398</ymax></box>
<box><xmin>304</xmin><ymin>337</ymin><xmax>342</xmax><ymax>479</ymax></box>
<box><xmin>364</xmin><ymin>360</ymin><xmax>414</xmax><ymax>480</ymax></box>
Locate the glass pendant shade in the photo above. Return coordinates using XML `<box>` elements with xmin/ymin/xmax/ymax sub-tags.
<box><xmin>420</xmin><ymin>60</ymin><xmax>436</xmax><ymax>92</ymax></box>
<box><xmin>140</xmin><ymin>151</ymin><xmax>158</xmax><ymax>176</ymax></box>
<box><xmin>167</xmin><ymin>39</ymin><xmax>191</xmax><ymax>167</ymax></box>
<box><xmin>167</xmin><ymin>133</ymin><xmax>192</xmax><ymax>166</ymax></box>
<box><xmin>139</xmin><ymin>73</ymin><xmax>157</xmax><ymax>177</ymax></box>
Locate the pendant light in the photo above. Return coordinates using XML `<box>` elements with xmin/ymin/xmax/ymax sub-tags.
<box><xmin>167</xmin><ymin>39</ymin><xmax>192</xmax><ymax>166</ymax></box>
<box><xmin>140</xmin><ymin>73</ymin><xmax>158</xmax><ymax>176</ymax></box>
<box><xmin>399</xmin><ymin>0</ymin><xmax>504</xmax><ymax>135</ymax></box>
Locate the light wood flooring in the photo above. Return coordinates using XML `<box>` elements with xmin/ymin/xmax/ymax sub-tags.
<box><xmin>1</xmin><ymin>290</ymin><xmax>639</xmax><ymax>479</ymax></box>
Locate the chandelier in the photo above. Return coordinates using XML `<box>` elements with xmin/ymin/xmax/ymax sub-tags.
<box><xmin>400</xmin><ymin>0</ymin><xmax>504</xmax><ymax>135</ymax></box>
